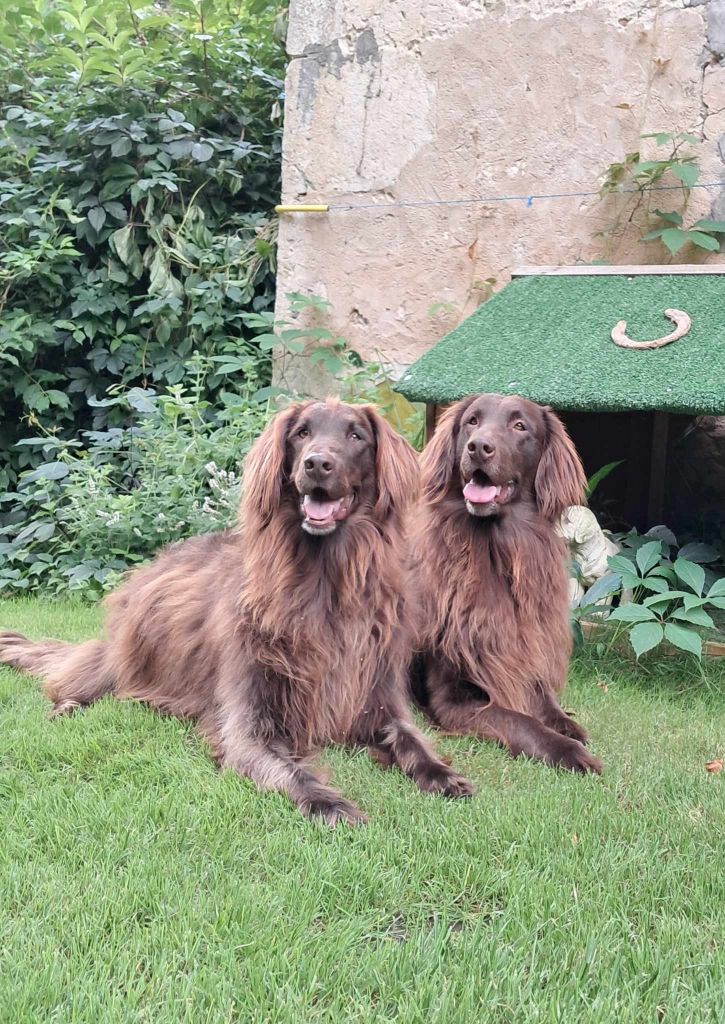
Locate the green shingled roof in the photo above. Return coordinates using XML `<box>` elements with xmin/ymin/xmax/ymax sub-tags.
<box><xmin>396</xmin><ymin>270</ymin><xmax>725</xmax><ymax>414</ymax></box>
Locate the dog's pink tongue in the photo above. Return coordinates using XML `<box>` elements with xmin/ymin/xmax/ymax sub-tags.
<box><xmin>303</xmin><ymin>496</ymin><xmax>341</xmax><ymax>521</ymax></box>
<box><xmin>463</xmin><ymin>480</ymin><xmax>499</xmax><ymax>503</ymax></box>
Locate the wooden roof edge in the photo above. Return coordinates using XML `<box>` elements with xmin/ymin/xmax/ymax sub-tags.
<box><xmin>511</xmin><ymin>264</ymin><xmax>725</xmax><ymax>278</ymax></box>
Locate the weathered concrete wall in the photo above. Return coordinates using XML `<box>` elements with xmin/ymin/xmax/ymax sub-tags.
<box><xmin>276</xmin><ymin>0</ymin><xmax>725</xmax><ymax>390</ymax></box>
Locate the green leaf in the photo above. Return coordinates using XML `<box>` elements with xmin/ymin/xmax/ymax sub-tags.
<box><xmin>21</xmin><ymin>461</ymin><xmax>69</xmax><ymax>484</ymax></box>
<box><xmin>636</xmin><ymin>540</ymin><xmax>662</xmax><ymax>576</ymax></box>
<box><xmin>88</xmin><ymin>206</ymin><xmax>106</xmax><ymax>232</ymax></box>
<box><xmin>678</xmin><ymin>542</ymin><xmax>719</xmax><ymax>564</ymax></box>
<box><xmin>688</xmin><ymin>230</ymin><xmax>720</xmax><ymax>252</ymax></box>
<box><xmin>277</xmin><ymin>338</ymin><xmax>305</xmax><ymax>353</ymax></box>
<box><xmin>648</xmin><ymin>565</ymin><xmax>676</xmax><ymax>582</ymax></box>
<box><xmin>629</xmin><ymin>621</ymin><xmax>664</xmax><ymax>659</ymax></box>
<box><xmin>308</xmin><ymin>348</ymin><xmax>344</xmax><ymax>373</ymax></box>
<box><xmin>643</xmin><ymin>592</ymin><xmax>680</xmax><ymax>608</ymax></box>
<box><xmin>34</xmin><ymin>522</ymin><xmax>55</xmax><ymax>542</ymax></box>
<box><xmin>691</xmin><ymin>218</ymin><xmax>725</xmax><ymax>233</ymax></box>
<box><xmin>670</xmin><ymin>162</ymin><xmax>699</xmax><ymax>187</ymax></box>
<box><xmin>646</xmin><ymin>524</ymin><xmax>677</xmax><ymax>547</ymax></box>
<box><xmin>46</xmin><ymin>389</ymin><xmax>71</xmax><ymax>409</ymax></box>
<box><xmin>641</xmin><ymin>132</ymin><xmax>674</xmax><ymax>145</ymax></box>
<box><xmin>608</xmin><ymin>603</ymin><xmax>657</xmax><ymax>623</ymax></box>
<box><xmin>191</xmin><ymin>142</ymin><xmax>214</xmax><ymax>162</ymax></box>
<box><xmin>111</xmin><ymin>225</ymin><xmax>142</xmax><ymax>276</ymax></box>
<box><xmin>659</xmin><ymin>227</ymin><xmax>689</xmax><ymax>255</ymax></box>
<box><xmin>585</xmin><ymin>460</ymin><xmax>623</xmax><ymax>498</ymax></box>
<box><xmin>651</xmin><ymin>209</ymin><xmax>682</xmax><ymax>226</ymax></box>
<box><xmin>607</xmin><ymin>554</ymin><xmax>639</xmax><ymax>578</ymax></box>
<box><xmin>579</xmin><ymin>573</ymin><xmax>622</xmax><ymax>608</ymax></box>
<box><xmin>664</xmin><ymin>623</ymin><xmax>702</xmax><ymax>659</ymax></box>
<box><xmin>671</xmin><ymin>606</ymin><xmax>714</xmax><ymax>628</ymax></box>
<box><xmin>641</xmin><ymin>577</ymin><xmax>669</xmax><ymax>594</ymax></box>
<box><xmin>256</xmin><ymin>334</ymin><xmax>280</xmax><ymax>352</ymax></box>
<box><xmin>633</xmin><ymin>160</ymin><xmax>663</xmax><ymax>174</ymax></box>
<box><xmin>641</xmin><ymin>229</ymin><xmax>665</xmax><ymax>241</ymax></box>
<box><xmin>706</xmin><ymin>577</ymin><xmax>725</xmax><ymax>599</ymax></box>
<box><xmin>251</xmin><ymin>386</ymin><xmax>287</xmax><ymax>404</ymax></box>
<box><xmin>674</xmin><ymin>557</ymin><xmax>705</xmax><ymax>596</ymax></box>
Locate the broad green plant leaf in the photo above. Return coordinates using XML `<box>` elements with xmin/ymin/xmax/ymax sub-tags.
<box><xmin>671</xmin><ymin>607</ymin><xmax>714</xmax><ymax>628</ymax></box>
<box><xmin>629</xmin><ymin>621</ymin><xmax>664</xmax><ymax>659</ymax></box>
<box><xmin>674</xmin><ymin>558</ymin><xmax>705</xmax><ymax>596</ymax></box>
<box><xmin>664</xmin><ymin>623</ymin><xmax>702</xmax><ymax>659</ymax></box>
<box><xmin>688</xmin><ymin>231</ymin><xmax>720</xmax><ymax>252</ymax></box>
<box><xmin>678</xmin><ymin>542</ymin><xmax>720</xmax><ymax>564</ymax></box>
<box><xmin>670</xmin><ymin>161</ymin><xmax>699</xmax><ymax>187</ymax></box>
<box><xmin>636</xmin><ymin>540</ymin><xmax>662</xmax><ymax>575</ymax></box>
<box><xmin>659</xmin><ymin>227</ymin><xmax>689</xmax><ymax>255</ymax></box>
<box><xmin>707</xmin><ymin>577</ymin><xmax>725</xmax><ymax>599</ymax></box>
<box><xmin>585</xmin><ymin>460</ymin><xmax>623</xmax><ymax>498</ymax></box>
<box><xmin>580</xmin><ymin>573</ymin><xmax>622</xmax><ymax>608</ymax></box>
<box><xmin>608</xmin><ymin>603</ymin><xmax>657</xmax><ymax>623</ymax></box>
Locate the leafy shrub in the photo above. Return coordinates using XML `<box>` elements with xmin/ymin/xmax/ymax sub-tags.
<box><xmin>599</xmin><ymin>130</ymin><xmax>725</xmax><ymax>257</ymax></box>
<box><xmin>0</xmin><ymin>288</ymin><xmax>426</xmax><ymax>601</ymax></box>
<box><xmin>0</xmin><ymin>370</ymin><xmax>268</xmax><ymax>599</ymax></box>
<box><xmin>0</xmin><ymin>0</ymin><xmax>285</xmax><ymax>490</ymax></box>
<box><xmin>575</xmin><ymin>527</ymin><xmax>725</xmax><ymax>660</ymax></box>
<box><xmin>270</xmin><ymin>292</ymin><xmax>426</xmax><ymax>448</ymax></box>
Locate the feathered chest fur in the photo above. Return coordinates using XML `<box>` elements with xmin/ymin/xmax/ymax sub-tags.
<box><xmin>238</xmin><ymin>518</ymin><xmax>409</xmax><ymax>743</ymax></box>
<box><xmin>412</xmin><ymin>502</ymin><xmax>572</xmax><ymax>709</ymax></box>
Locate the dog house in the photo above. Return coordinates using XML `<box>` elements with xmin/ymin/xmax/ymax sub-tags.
<box><xmin>396</xmin><ymin>265</ymin><xmax>725</xmax><ymax>529</ymax></box>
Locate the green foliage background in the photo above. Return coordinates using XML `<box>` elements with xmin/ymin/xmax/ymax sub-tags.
<box><xmin>0</xmin><ymin>0</ymin><xmax>285</xmax><ymax>491</ymax></box>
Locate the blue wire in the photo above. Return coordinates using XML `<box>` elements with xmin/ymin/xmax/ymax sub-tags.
<box><xmin>328</xmin><ymin>181</ymin><xmax>722</xmax><ymax>212</ymax></box>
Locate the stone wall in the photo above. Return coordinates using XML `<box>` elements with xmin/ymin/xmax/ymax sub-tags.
<box><xmin>276</xmin><ymin>0</ymin><xmax>725</xmax><ymax>390</ymax></box>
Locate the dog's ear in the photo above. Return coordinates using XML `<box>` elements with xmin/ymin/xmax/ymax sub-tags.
<box><xmin>420</xmin><ymin>398</ymin><xmax>474</xmax><ymax>503</ymax></box>
<box><xmin>241</xmin><ymin>402</ymin><xmax>308</xmax><ymax>525</ymax></box>
<box><xmin>534</xmin><ymin>407</ymin><xmax>586</xmax><ymax>522</ymax></box>
<box><xmin>362</xmin><ymin>406</ymin><xmax>419</xmax><ymax>520</ymax></box>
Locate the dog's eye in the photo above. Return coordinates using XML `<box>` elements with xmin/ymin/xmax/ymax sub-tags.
<box><xmin>513</xmin><ymin>421</ymin><xmax>526</xmax><ymax>431</ymax></box>
<box><xmin>467</xmin><ymin>416</ymin><xmax>478</xmax><ymax>426</ymax></box>
<box><xmin>350</xmin><ymin>431</ymin><xmax>361</xmax><ymax>441</ymax></box>
<box><xmin>297</xmin><ymin>427</ymin><xmax>309</xmax><ymax>439</ymax></box>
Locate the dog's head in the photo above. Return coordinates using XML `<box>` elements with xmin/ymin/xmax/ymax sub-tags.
<box><xmin>420</xmin><ymin>393</ymin><xmax>585</xmax><ymax>522</ymax></box>
<box><xmin>242</xmin><ymin>398</ymin><xmax>419</xmax><ymax>535</ymax></box>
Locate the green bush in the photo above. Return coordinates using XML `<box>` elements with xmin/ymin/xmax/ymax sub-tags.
<box><xmin>574</xmin><ymin>528</ymin><xmax>725</xmax><ymax>661</ymax></box>
<box><xmin>0</xmin><ymin>0</ymin><xmax>285</xmax><ymax>490</ymax></box>
<box><xmin>0</xmin><ymin>367</ymin><xmax>268</xmax><ymax>599</ymax></box>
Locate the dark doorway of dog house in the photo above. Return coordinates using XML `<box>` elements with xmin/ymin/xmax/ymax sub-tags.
<box><xmin>551</xmin><ymin>408</ymin><xmax>692</xmax><ymax>532</ymax></box>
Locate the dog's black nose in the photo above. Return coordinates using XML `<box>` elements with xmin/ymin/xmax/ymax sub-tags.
<box><xmin>467</xmin><ymin>438</ymin><xmax>496</xmax><ymax>460</ymax></box>
<box><xmin>304</xmin><ymin>453</ymin><xmax>334</xmax><ymax>480</ymax></box>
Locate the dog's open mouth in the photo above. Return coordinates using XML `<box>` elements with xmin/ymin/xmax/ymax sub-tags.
<box><xmin>462</xmin><ymin>471</ymin><xmax>515</xmax><ymax>515</ymax></box>
<box><xmin>301</xmin><ymin>491</ymin><xmax>354</xmax><ymax>535</ymax></box>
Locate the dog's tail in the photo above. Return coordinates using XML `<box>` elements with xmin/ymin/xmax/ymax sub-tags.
<box><xmin>0</xmin><ymin>630</ymin><xmax>116</xmax><ymax>715</ymax></box>
<box><xmin>0</xmin><ymin>631</ymin><xmax>70</xmax><ymax>675</ymax></box>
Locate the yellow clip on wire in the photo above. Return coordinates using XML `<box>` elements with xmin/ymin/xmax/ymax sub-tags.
<box><xmin>274</xmin><ymin>204</ymin><xmax>330</xmax><ymax>214</ymax></box>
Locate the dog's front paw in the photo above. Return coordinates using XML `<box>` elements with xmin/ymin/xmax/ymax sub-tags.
<box><xmin>302</xmin><ymin>792</ymin><xmax>368</xmax><ymax>826</ymax></box>
<box><xmin>548</xmin><ymin>737</ymin><xmax>602</xmax><ymax>775</ymax></box>
<box><xmin>416</xmin><ymin>763</ymin><xmax>475</xmax><ymax>799</ymax></box>
<box><xmin>550</xmin><ymin>712</ymin><xmax>589</xmax><ymax>745</ymax></box>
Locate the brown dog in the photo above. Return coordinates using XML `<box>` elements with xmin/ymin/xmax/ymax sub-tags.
<box><xmin>0</xmin><ymin>400</ymin><xmax>473</xmax><ymax>823</ymax></box>
<box><xmin>410</xmin><ymin>393</ymin><xmax>602</xmax><ymax>774</ymax></box>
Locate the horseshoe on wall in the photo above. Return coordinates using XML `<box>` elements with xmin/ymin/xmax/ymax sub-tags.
<box><xmin>611</xmin><ymin>308</ymin><xmax>691</xmax><ymax>350</ymax></box>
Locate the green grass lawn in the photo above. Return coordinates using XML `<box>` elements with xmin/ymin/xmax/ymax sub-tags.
<box><xmin>1</xmin><ymin>598</ymin><xmax>723</xmax><ymax>1024</ymax></box>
